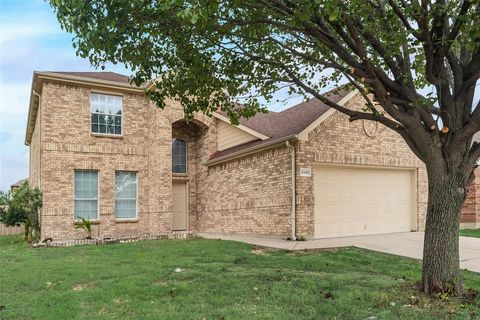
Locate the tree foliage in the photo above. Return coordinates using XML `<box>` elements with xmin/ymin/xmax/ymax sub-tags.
<box><xmin>0</xmin><ymin>182</ymin><xmax>42</xmax><ymax>243</ymax></box>
<box><xmin>50</xmin><ymin>0</ymin><xmax>479</xmax><ymax>295</ymax></box>
<box><xmin>51</xmin><ymin>1</ymin><xmax>479</xmax><ymax>143</ymax></box>
<box><xmin>0</xmin><ymin>190</ymin><xmax>10</xmax><ymax>206</ymax></box>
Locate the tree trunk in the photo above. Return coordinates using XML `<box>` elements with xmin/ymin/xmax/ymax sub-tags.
<box><xmin>24</xmin><ymin>223</ymin><xmax>30</xmax><ymax>242</ymax></box>
<box><xmin>421</xmin><ymin>165</ymin><xmax>467</xmax><ymax>296</ymax></box>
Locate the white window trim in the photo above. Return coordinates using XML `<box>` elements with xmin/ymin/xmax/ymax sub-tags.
<box><xmin>114</xmin><ymin>171</ymin><xmax>138</xmax><ymax>221</ymax></box>
<box><xmin>90</xmin><ymin>92</ymin><xmax>124</xmax><ymax>137</ymax></box>
<box><xmin>172</xmin><ymin>138</ymin><xmax>188</xmax><ymax>175</ymax></box>
<box><xmin>73</xmin><ymin>170</ymin><xmax>100</xmax><ymax>221</ymax></box>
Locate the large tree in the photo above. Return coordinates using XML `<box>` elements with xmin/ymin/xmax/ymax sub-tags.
<box><xmin>50</xmin><ymin>0</ymin><xmax>479</xmax><ymax>295</ymax></box>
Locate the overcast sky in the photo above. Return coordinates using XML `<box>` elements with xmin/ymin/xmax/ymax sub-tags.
<box><xmin>0</xmin><ymin>0</ymin><xmax>130</xmax><ymax>191</ymax></box>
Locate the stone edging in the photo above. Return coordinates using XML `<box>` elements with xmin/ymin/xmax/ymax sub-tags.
<box><xmin>32</xmin><ymin>232</ymin><xmax>196</xmax><ymax>248</ymax></box>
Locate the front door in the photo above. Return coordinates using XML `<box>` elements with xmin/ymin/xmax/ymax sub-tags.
<box><xmin>172</xmin><ymin>181</ymin><xmax>188</xmax><ymax>230</ymax></box>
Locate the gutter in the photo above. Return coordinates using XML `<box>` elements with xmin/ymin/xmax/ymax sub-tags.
<box><xmin>31</xmin><ymin>90</ymin><xmax>42</xmax><ymax>186</ymax></box>
<box><xmin>286</xmin><ymin>141</ymin><xmax>296</xmax><ymax>241</ymax></box>
<box><xmin>205</xmin><ymin>134</ymin><xmax>298</xmax><ymax>166</ymax></box>
<box><xmin>36</xmin><ymin>72</ymin><xmax>144</xmax><ymax>93</ymax></box>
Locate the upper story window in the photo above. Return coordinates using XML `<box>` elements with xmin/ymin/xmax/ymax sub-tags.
<box><xmin>172</xmin><ymin>139</ymin><xmax>187</xmax><ymax>174</ymax></box>
<box><xmin>90</xmin><ymin>93</ymin><xmax>122</xmax><ymax>135</ymax></box>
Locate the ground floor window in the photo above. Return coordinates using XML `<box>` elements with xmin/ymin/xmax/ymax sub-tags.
<box><xmin>74</xmin><ymin>170</ymin><xmax>99</xmax><ymax>220</ymax></box>
<box><xmin>115</xmin><ymin>171</ymin><xmax>137</xmax><ymax>219</ymax></box>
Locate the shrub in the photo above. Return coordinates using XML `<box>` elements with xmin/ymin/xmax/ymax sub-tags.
<box><xmin>0</xmin><ymin>182</ymin><xmax>42</xmax><ymax>242</ymax></box>
<box><xmin>74</xmin><ymin>218</ymin><xmax>93</xmax><ymax>239</ymax></box>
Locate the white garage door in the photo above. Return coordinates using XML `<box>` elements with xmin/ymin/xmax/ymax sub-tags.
<box><xmin>314</xmin><ymin>166</ymin><xmax>415</xmax><ymax>238</ymax></box>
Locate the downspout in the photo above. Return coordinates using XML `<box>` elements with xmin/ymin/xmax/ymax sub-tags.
<box><xmin>286</xmin><ymin>140</ymin><xmax>296</xmax><ymax>240</ymax></box>
<box><xmin>32</xmin><ymin>90</ymin><xmax>42</xmax><ymax>231</ymax></box>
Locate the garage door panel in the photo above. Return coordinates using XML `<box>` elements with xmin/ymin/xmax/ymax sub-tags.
<box><xmin>314</xmin><ymin>166</ymin><xmax>414</xmax><ymax>238</ymax></box>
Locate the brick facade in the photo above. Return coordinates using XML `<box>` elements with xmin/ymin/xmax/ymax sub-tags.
<box><xmin>30</xmin><ymin>78</ymin><xmax>429</xmax><ymax>240</ymax></box>
<box><xmin>198</xmin><ymin>142</ymin><xmax>293</xmax><ymax>235</ymax></box>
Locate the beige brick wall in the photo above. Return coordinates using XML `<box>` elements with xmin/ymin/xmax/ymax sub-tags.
<box><xmin>197</xmin><ymin>143</ymin><xmax>292</xmax><ymax>235</ymax></box>
<box><xmin>29</xmin><ymin>101</ymin><xmax>41</xmax><ymax>189</ymax></box>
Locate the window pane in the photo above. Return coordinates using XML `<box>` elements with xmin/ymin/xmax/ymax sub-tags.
<box><xmin>75</xmin><ymin>200</ymin><xmax>98</xmax><ymax>219</ymax></box>
<box><xmin>114</xmin><ymin>126</ymin><xmax>121</xmax><ymax>135</ymax></box>
<box><xmin>172</xmin><ymin>139</ymin><xmax>187</xmax><ymax>173</ymax></box>
<box><xmin>116</xmin><ymin>172</ymin><xmax>136</xmax><ymax>198</ymax></box>
<box><xmin>115</xmin><ymin>199</ymin><xmax>136</xmax><ymax>219</ymax></box>
<box><xmin>90</xmin><ymin>94</ymin><xmax>99</xmax><ymax>112</ymax></box>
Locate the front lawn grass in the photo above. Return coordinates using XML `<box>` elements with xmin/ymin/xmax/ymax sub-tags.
<box><xmin>460</xmin><ymin>228</ymin><xmax>480</xmax><ymax>238</ymax></box>
<box><xmin>0</xmin><ymin>235</ymin><xmax>478</xmax><ymax>320</ymax></box>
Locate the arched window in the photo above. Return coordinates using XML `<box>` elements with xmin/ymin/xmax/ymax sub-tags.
<box><xmin>172</xmin><ymin>139</ymin><xmax>187</xmax><ymax>173</ymax></box>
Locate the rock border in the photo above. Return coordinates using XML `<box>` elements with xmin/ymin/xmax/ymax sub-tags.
<box><xmin>33</xmin><ymin>232</ymin><xmax>196</xmax><ymax>248</ymax></box>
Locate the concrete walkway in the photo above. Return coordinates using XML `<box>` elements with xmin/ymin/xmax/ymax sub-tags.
<box><xmin>198</xmin><ymin>232</ymin><xmax>480</xmax><ymax>273</ymax></box>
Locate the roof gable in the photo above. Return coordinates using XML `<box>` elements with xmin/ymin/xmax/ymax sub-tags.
<box><xmin>207</xmin><ymin>88</ymin><xmax>357</xmax><ymax>164</ymax></box>
<box><xmin>232</xmin><ymin>87</ymin><xmax>349</xmax><ymax>139</ymax></box>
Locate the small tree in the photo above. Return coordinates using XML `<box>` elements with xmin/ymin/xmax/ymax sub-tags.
<box><xmin>0</xmin><ymin>182</ymin><xmax>42</xmax><ymax>243</ymax></box>
<box><xmin>74</xmin><ymin>218</ymin><xmax>93</xmax><ymax>239</ymax></box>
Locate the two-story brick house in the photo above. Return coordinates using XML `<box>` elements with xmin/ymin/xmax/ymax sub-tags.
<box><xmin>26</xmin><ymin>71</ymin><xmax>437</xmax><ymax>241</ymax></box>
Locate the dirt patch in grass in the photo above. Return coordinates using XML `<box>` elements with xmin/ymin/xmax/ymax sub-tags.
<box><xmin>72</xmin><ymin>281</ymin><xmax>97</xmax><ymax>291</ymax></box>
<box><xmin>153</xmin><ymin>279</ymin><xmax>170</xmax><ymax>286</ymax></box>
<box><xmin>287</xmin><ymin>247</ymin><xmax>345</xmax><ymax>255</ymax></box>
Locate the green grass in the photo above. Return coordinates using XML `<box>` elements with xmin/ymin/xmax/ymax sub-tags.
<box><xmin>460</xmin><ymin>228</ymin><xmax>480</xmax><ymax>238</ymax></box>
<box><xmin>0</xmin><ymin>235</ymin><xmax>478</xmax><ymax>320</ymax></box>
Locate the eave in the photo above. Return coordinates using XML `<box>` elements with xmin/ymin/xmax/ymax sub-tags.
<box><xmin>205</xmin><ymin>134</ymin><xmax>298</xmax><ymax>166</ymax></box>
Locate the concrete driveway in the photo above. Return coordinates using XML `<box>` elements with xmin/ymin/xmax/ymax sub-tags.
<box><xmin>198</xmin><ymin>232</ymin><xmax>480</xmax><ymax>273</ymax></box>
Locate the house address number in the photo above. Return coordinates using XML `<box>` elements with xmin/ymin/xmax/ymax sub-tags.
<box><xmin>299</xmin><ymin>167</ymin><xmax>312</xmax><ymax>177</ymax></box>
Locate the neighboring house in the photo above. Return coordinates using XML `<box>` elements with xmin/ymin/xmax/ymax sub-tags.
<box><xmin>461</xmin><ymin>171</ymin><xmax>480</xmax><ymax>229</ymax></box>
<box><xmin>10</xmin><ymin>178</ymin><xmax>28</xmax><ymax>193</ymax></box>
<box><xmin>25</xmin><ymin>71</ymin><xmax>433</xmax><ymax>241</ymax></box>
<box><xmin>461</xmin><ymin>132</ymin><xmax>480</xmax><ymax>229</ymax></box>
